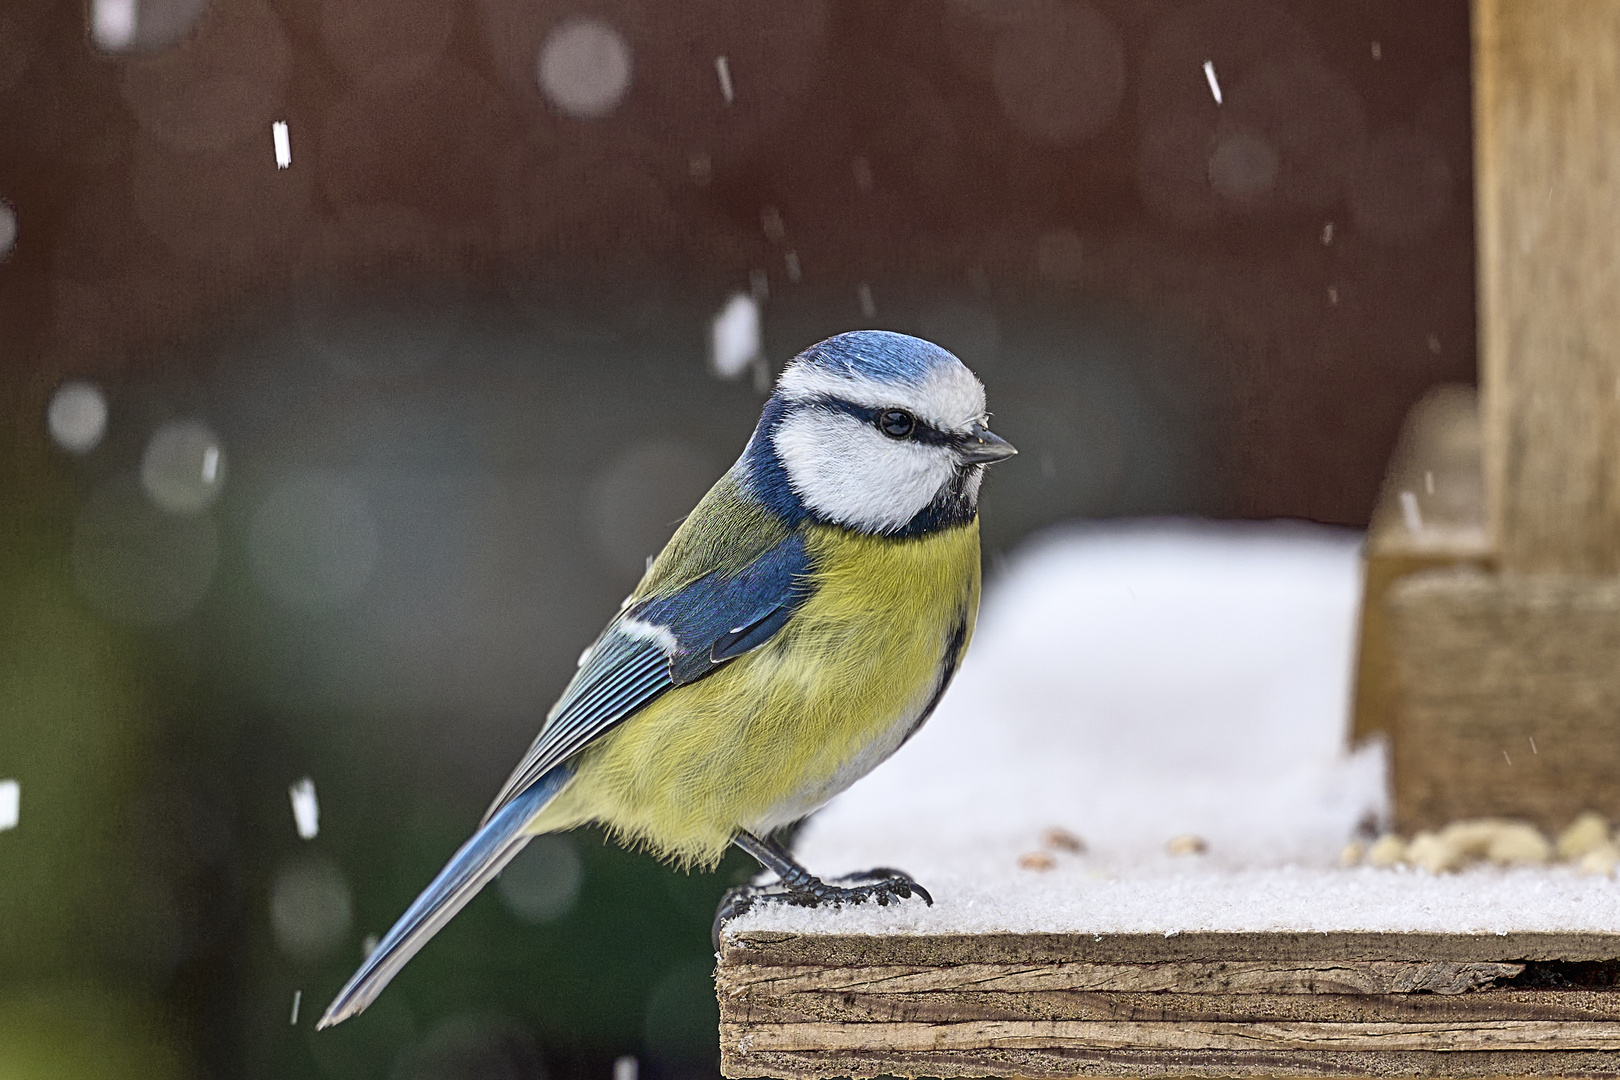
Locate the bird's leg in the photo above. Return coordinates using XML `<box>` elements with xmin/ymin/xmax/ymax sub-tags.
<box><xmin>713</xmin><ymin>831</ymin><xmax>932</xmax><ymax>946</ymax></box>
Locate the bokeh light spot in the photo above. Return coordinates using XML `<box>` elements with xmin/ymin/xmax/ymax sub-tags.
<box><xmin>249</xmin><ymin>472</ymin><xmax>380</xmax><ymax>609</ymax></box>
<box><xmin>643</xmin><ymin>955</ymin><xmax>720</xmax><ymax>1061</ymax></box>
<box><xmin>92</xmin><ymin>0</ymin><xmax>210</xmax><ymax>53</ymax></box>
<box><xmin>991</xmin><ymin>0</ymin><xmax>1125</xmax><ymax>145</ymax></box>
<box><xmin>0</xmin><ymin>197</ymin><xmax>15</xmax><ymax>260</ymax></box>
<box><xmin>1208</xmin><ymin>128</ymin><xmax>1280</xmax><ymax>202</ymax></box>
<box><xmin>496</xmin><ymin>835</ymin><xmax>583</xmax><ymax>923</ymax></box>
<box><xmin>47</xmin><ymin>380</ymin><xmax>109</xmax><ymax>454</ymax></box>
<box><xmin>538</xmin><ymin>17</ymin><xmax>632</xmax><ymax>119</ymax></box>
<box><xmin>141</xmin><ymin>420</ymin><xmax>226</xmax><ymax>514</ymax></box>
<box><xmin>72</xmin><ymin>476</ymin><xmax>219</xmax><ymax>625</ymax></box>
<box><xmin>393</xmin><ymin>1014</ymin><xmax>542</xmax><ymax>1080</ymax></box>
<box><xmin>269</xmin><ymin>854</ymin><xmax>353</xmax><ymax>961</ymax></box>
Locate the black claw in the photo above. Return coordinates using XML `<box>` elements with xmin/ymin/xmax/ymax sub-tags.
<box><xmin>713</xmin><ymin>885</ymin><xmax>774</xmax><ymax>949</ymax></box>
<box><xmin>711</xmin><ymin>866</ymin><xmax>932</xmax><ymax>948</ymax></box>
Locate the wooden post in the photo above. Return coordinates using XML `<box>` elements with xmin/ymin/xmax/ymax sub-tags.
<box><xmin>1373</xmin><ymin>0</ymin><xmax>1620</xmax><ymax>831</ymax></box>
<box><xmin>1476</xmin><ymin>0</ymin><xmax>1620</xmax><ymax>573</ymax></box>
<box><xmin>1350</xmin><ymin>387</ymin><xmax>1490</xmax><ymax>744</ymax></box>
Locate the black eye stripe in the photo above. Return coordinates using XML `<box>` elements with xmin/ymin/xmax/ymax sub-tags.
<box><xmin>802</xmin><ymin>397</ymin><xmax>954</xmax><ymax>444</ymax></box>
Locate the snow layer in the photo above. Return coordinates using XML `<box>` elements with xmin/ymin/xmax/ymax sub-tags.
<box><xmin>731</xmin><ymin>519</ymin><xmax>1620</xmax><ymax>936</ymax></box>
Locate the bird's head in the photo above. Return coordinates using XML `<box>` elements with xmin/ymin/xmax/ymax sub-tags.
<box><xmin>741</xmin><ymin>330</ymin><xmax>1016</xmax><ymax>536</ymax></box>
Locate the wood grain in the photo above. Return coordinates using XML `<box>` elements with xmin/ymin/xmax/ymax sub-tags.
<box><xmin>726</xmin><ymin>1019</ymin><xmax>1620</xmax><ymax>1054</ymax></box>
<box><xmin>730</xmin><ymin>1046</ymin><xmax>1620</xmax><ymax>1080</ymax></box>
<box><xmin>1350</xmin><ymin>386</ymin><xmax>1490</xmax><ymax>743</ymax></box>
<box><xmin>1387</xmin><ymin>568</ymin><xmax>1620</xmax><ymax>831</ymax></box>
<box><xmin>1475</xmin><ymin>0</ymin><xmax>1620</xmax><ymax>574</ymax></box>
<box><xmin>723</xmin><ymin>989</ymin><xmax>1620</xmax><ymax>1028</ymax></box>
<box><xmin>717</xmin><ymin>931</ymin><xmax>1620</xmax><ymax>1077</ymax></box>
<box><xmin>721</xmin><ymin>960</ymin><xmax>1524</xmax><ymax>997</ymax></box>
<box><xmin>722</xmin><ymin>930</ymin><xmax>1620</xmax><ymax>967</ymax></box>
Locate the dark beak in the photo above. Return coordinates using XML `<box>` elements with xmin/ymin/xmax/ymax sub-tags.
<box><xmin>957</xmin><ymin>421</ymin><xmax>1017</xmax><ymax>465</ymax></box>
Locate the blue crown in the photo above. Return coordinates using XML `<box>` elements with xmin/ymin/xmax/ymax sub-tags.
<box><xmin>795</xmin><ymin>330</ymin><xmax>959</xmax><ymax>386</ymax></box>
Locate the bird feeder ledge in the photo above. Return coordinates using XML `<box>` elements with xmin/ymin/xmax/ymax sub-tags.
<box><xmin>718</xmin><ymin>0</ymin><xmax>1620</xmax><ymax>1075</ymax></box>
<box><xmin>717</xmin><ymin>928</ymin><xmax>1620</xmax><ymax>1078</ymax></box>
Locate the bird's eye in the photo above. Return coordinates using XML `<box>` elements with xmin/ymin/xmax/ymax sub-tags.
<box><xmin>879</xmin><ymin>410</ymin><xmax>915</xmax><ymax>438</ymax></box>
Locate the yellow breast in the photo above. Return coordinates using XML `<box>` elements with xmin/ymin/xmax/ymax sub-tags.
<box><xmin>527</xmin><ymin>519</ymin><xmax>981</xmax><ymax>867</ymax></box>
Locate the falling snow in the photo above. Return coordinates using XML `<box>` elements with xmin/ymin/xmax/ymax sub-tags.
<box><xmin>0</xmin><ymin>780</ymin><xmax>17</xmax><ymax>831</ymax></box>
<box><xmin>289</xmin><ymin>776</ymin><xmax>319</xmax><ymax>840</ymax></box>
<box><xmin>1399</xmin><ymin>490</ymin><xmax>1423</xmax><ymax>533</ymax></box>
<box><xmin>272</xmin><ymin>121</ymin><xmax>291</xmax><ymax>169</ymax></box>
<box><xmin>1202</xmin><ymin>60</ymin><xmax>1222</xmax><ymax>105</ymax></box>
<box><xmin>714</xmin><ymin>55</ymin><xmax>734</xmax><ymax>105</ymax></box>
<box><xmin>710</xmin><ymin>293</ymin><xmax>762</xmax><ymax>380</ymax></box>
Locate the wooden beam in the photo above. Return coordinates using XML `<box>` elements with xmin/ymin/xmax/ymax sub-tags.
<box><xmin>1476</xmin><ymin>0</ymin><xmax>1620</xmax><ymax>574</ymax></box>
<box><xmin>1387</xmin><ymin>568</ymin><xmax>1620</xmax><ymax>832</ymax></box>
<box><xmin>1350</xmin><ymin>386</ymin><xmax>1490</xmax><ymax>743</ymax></box>
<box><xmin>728</xmin><ymin>1019</ymin><xmax>1620</xmax><ymax>1054</ymax></box>
<box><xmin>719</xmin><ymin>931</ymin><xmax>1620</xmax><ymax>1078</ymax></box>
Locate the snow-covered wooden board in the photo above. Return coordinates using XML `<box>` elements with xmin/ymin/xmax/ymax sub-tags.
<box><xmin>712</xmin><ymin>524</ymin><xmax>1620</xmax><ymax>1077</ymax></box>
<box><xmin>719</xmin><ymin>930</ymin><xmax>1620</xmax><ymax>1078</ymax></box>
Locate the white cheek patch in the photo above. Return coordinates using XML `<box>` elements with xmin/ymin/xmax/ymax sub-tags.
<box><xmin>777</xmin><ymin>362</ymin><xmax>986</xmax><ymax>432</ymax></box>
<box><xmin>772</xmin><ymin>410</ymin><xmax>957</xmax><ymax>533</ymax></box>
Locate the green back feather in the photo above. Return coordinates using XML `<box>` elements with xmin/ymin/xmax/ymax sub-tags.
<box><xmin>633</xmin><ymin>472</ymin><xmax>791</xmax><ymax>598</ymax></box>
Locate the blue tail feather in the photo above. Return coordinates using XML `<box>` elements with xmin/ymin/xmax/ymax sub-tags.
<box><xmin>317</xmin><ymin>764</ymin><xmax>573</xmax><ymax>1028</ymax></box>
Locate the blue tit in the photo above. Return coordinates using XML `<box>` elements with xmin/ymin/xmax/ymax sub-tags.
<box><xmin>318</xmin><ymin>329</ymin><xmax>1015</xmax><ymax>1028</ymax></box>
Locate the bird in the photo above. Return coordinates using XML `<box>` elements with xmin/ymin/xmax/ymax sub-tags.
<box><xmin>317</xmin><ymin>329</ymin><xmax>1015</xmax><ymax>1028</ymax></box>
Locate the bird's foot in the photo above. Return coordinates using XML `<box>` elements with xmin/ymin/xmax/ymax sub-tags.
<box><xmin>712</xmin><ymin>868</ymin><xmax>932</xmax><ymax>948</ymax></box>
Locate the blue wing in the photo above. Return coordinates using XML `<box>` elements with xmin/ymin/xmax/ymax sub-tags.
<box><xmin>480</xmin><ymin>531</ymin><xmax>812</xmax><ymax>822</ymax></box>
<box><xmin>320</xmin><ymin>532</ymin><xmax>812</xmax><ymax>1027</ymax></box>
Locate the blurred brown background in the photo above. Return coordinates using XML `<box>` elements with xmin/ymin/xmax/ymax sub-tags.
<box><xmin>0</xmin><ymin>0</ymin><xmax>1472</xmax><ymax>1078</ymax></box>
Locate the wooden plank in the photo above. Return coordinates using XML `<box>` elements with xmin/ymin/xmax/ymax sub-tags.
<box><xmin>726</xmin><ymin>1018</ymin><xmax>1620</xmax><ymax>1053</ymax></box>
<box><xmin>1350</xmin><ymin>385</ymin><xmax>1490</xmax><ymax>743</ymax></box>
<box><xmin>1387</xmin><ymin>568</ymin><xmax>1620</xmax><ymax>831</ymax></box>
<box><xmin>1475</xmin><ymin>0</ymin><xmax>1620</xmax><ymax>575</ymax></box>
<box><xmin>722</xmin><ymin>989</ymin><xmax>1620</xmax><ymax>1028</ymax></box>
<box><xmin>718</xmin><ymin>932</ymin><xmax>1620</xmax><ymax>1076</ymax></box>
<box><xmin>728</xmin><ymin>1046</ymin><xmax>1620</xmax><ymax>1079</ymax></box>
<box><xmin>721</xmin><ymin>960</ymin><xmax>1524</xmax><ymax>997</ymax></box>
<box><xmin>722</xmin><ymin>930</ymin><xmax>1620</xmax><ymax>968</ymax></box>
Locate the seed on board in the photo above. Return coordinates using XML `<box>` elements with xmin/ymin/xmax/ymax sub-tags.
<box><xmin>1580</xmin><ymin>844</ymin><xmax>1620</xmax><ymax>877</ymax></box>
<box><xmin>1018</xmin><ymin>852</ymin><xmax>1057</xmax><ymax>871</ymax></box>
<box><xmin>1557</xmin><ymin>811</ymin><xmax>1611</xmax><ymax>861</ymax></box>
<box><xmin>1482</xmin><ymin>822</ymin><xmax>1552</xmax><ymax>867</ymax></box>
<box><xmin>1042</xmin><ymin>827</ymin><xmax>1086</xmax><ymax>854</ymax></box>
<box><xmin>1405</xmin><ymin>830</ymin><xmax>1465</xmax><ymax>874</ymax></box>
<box><xmin>1165</xmin><ymin>834</ymin><xmax>1207</xmax><ymax>856</ymax></box>
<box><xmin>1432</xmin><ymin>818</ymin><xmax>1552</xmax><ymax>867</ymax></box>
<box><xmin>1366</xmin><ymin>834</ymin><xmax>1406</xmax><ymax>868</ymax></box>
